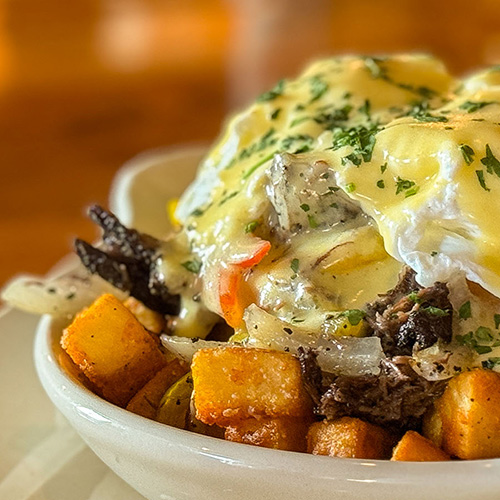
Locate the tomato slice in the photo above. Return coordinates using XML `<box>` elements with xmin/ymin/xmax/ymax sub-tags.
<box><xmin>218</xmin><ymin>238</ymin><xmax>271</xmax><ymax>328</ymax></box>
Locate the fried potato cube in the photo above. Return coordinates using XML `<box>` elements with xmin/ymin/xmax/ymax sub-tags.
<box><xmin>126</xmin><ymin>359</ymin><xmax>188</xmax><ymax>419</ymax></box>
<box><xmin>191</xmin><ymin>346</ymin><xmax>312</xmax><ymax>426</ymax></box>
<box><xmin>61</xmin><ymin>293</ymin><xmax>167</xmax><ymax>407</ymax></box>
<box><xmin>391</xmin><ymin>431</ymin><xmax>450</xmax><ymax>461</ymax></box>
<box><xmin>225</xmin><ymin>417</ymin><xmax>311</xmax><ymax>452</ymax></box>
<box><xmin>307</xmin><ymin>417</ymin><xmax>394</xmax><ymax>459</ymax></box>
<box><xmin>123</xmin><ymin>296</ymin><xmax>165</xmax><ymax>334</ymax></box>
<box><xmin>422</xmin><ymin>369</ymin><xmax>500</xmax><ymax>459</ymax></box>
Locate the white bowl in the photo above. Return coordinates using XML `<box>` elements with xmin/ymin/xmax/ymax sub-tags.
<box><xmin>34</xmin><ymin>147</ymin><xmax>500</xmax><ymax>500</ymax></box>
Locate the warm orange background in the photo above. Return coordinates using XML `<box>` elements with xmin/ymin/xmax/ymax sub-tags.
<box><xmin>1</xmin><ymin>0</ymin><xmax>500</xmax><ymax>288</ymax></box>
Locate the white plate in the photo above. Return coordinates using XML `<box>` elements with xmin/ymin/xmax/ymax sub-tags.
<box><xmin>0</xmin><ymin>306</ymin><xmax>145</xmax><ymax>500</ymax></box>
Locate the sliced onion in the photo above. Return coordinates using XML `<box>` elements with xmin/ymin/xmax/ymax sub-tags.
<box><xmin>243</xmin><ymin>304</ymin><xmax>383</xmax><ymax>376</ymax></box>
<box><xmin>160</xmin><ymin>334</ymin><xmax>226</xmax><ymax>363</ymax></box>
<box><xmin>1</xmin><ymin>265</ymin><xmax>127</xmax><ymax>319</ymax></box>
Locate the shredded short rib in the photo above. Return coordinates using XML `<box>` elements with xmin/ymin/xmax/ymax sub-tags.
<box><xmin>365</xmin><ymin>267</ymin><xmax>453</xmax><ymax>357</ymax></box>
<box><xmin>75</xmin><ymin>205</ymin><xmax>180</xmax><ymax>315</ymax></box>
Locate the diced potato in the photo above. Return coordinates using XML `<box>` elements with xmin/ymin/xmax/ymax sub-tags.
<box><xmin>307</xmin><ymin>417</ymin><xmax>394</xmax><ymax>459</ymax></box>
<box><xmin>225</xmin><ymin>417</ymin><xmax>311</xmax><ymax>452</ymax></box>
<box><xmin>123</xmin><ymin>296</ymin><xmax>165</xmax><ymax>334</ymax></box>
<box><xmin>57</xmin><ymin>349</ymin><xmax>96</xmax><ymax>392</ymax></box>
<box><xmin>391</xmin><ymin>431</ymin><xmax>450</xmax><ymax>461</ymax></box>
<box><xmin>126</xmin><ymin>359</ymin><xmax>188</xmax><ymax>419</ymax></box>
<box><xmin>191</xmin><ymin>346</ymin><xmax>313</xmax><ymax>426</ymax></box>
<box><xmin>422</xmin><ymin>369</ymin><xmax>500</xmax><ymax>459</ymax></box>
<box><xmin>61</xmin><ymin>293</ymin><xmax>167</xmax><ymax>407</ymax></box>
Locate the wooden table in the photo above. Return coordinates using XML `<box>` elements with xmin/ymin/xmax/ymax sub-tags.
<box><xmin>2</xmin><ymin>0</ymin><xmax>500</xmax><ymax>290</ymax></box>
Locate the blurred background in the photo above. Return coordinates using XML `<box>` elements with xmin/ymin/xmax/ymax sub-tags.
<box><xmin>1</xmin><ymin>0</ymin><xmax>500</xmax><ymax>287</ymax></box>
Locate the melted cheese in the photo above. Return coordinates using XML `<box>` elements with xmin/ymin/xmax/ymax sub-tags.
<box><xmin>168</xmin><ymin>55</ymin><xmax>500</xmax><ymax>337</ymax></box>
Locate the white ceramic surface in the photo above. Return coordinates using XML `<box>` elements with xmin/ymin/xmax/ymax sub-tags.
<box><xmin>0</xmin><ymin>306</ymin><xmax>145</xmax><ymax>500</ymax></box>
<box><xmin>30</xmin><ymin>146</ymin><xmax>500</xmax><ymax>500</ymax></box>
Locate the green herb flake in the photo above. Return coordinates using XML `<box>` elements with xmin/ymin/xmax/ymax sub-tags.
<box><xmin>459</xmin><ymin>100</ymin><xmax>496</xmax><ymax>113</ymax></box>
<box><xmin>342</xmin><ymin>309</ymin><xmax>366</xmax><ymax>326</ymax></box>
<box><xmin>290</xmin><ymin>258</ymin><xmax>300</xmax><ymax>274</ymax></box>
<box><xmin>404</xmin><ymin>186</ymin><xmax>420</xmax><ymax>198</ymax></box>
<box><xmin>380</xmin><ymin>162</ymin><xmax>387</xmax><ymax>174</ymax></box>
<box><xmin>307</xmin><ymin>214</ymin><xmax>319</xmax><ymax>228</ymax></box>
<box><xmin>431</xmin><ymin>251</ymin><xmax>438</xmax><ymax>257</ymax></box>
<box><xmin>494</xmin><ymin>313</ymin><xmax>500</xmax><ymax>329</ymax></box>
<box><xmin>482</xmin><ymin>357</ymin><xmax>500</xmax><ymax>369</ymax></box>
<box><xmin>475</xmin><ymin>326</ymin><xmax>493</xmax><ymax>342</ymax></box>
<box><xmin>422</xmin><ymin>306</ymin><xmax>450</xmax><ymax>317</ymax></box>
<box><xmin>245</xmin><ymin>220</ymin><xmax>259</xmax><ymax>233</ymax></box>
<box><xmin>476</xmin><ymin>170</ymin><xmax>490</xmax><ymax>192</ymax></box>
<box><xmin>408</xmin><ymin>291</ymin><xmax>422</xmax><ymax>304</ymax></box>
<box><xmin>406</xmin><ymin>101</ymin><xmax>448</xmax><ymax>123</ymax></box>
<box><xmin>257</xmin><ymin>79</ymin><xmax>285</xmax><ymax>103</ymax></box>
<box><xmin>459</xmin><ymin>300</ymin><xmax>472</xmax><ymax>320</ymax></box>
<box><xmin>218</xmin><ymin>191</ymin><xmax>239</xmax><ymax>206</ymax></box>
<box><xmin>330</xmin><ymin>124</ymin><xmax>379</xmax><ymax>162</ymax></box>
<box><xmin>341</xmin><ymin>153</ymin><xmax>362</xmax><ymax>166</ymax></box>
<box><xmin>480</xmin><ymin>144</ymin><xmax>500</xmax><ymax>177</ymax></box>
<box><xmin>459</xmin><ymin>144</ymin><xmax>475</xmax><ymax>165</ymax></box>
<box><xmin>242</xmin><ymin>151</ymin><xmax>277</xmax><ymax>180</ymax></box>
<box><xmin>300</xmin><ymin>203</ymin><xmax>310</xmax><ymax>212</ymax></box>
<box><xmin>376</xmin><ymin>179</ymin><xmax>385</xmax><ymax>189</ymax></box>
<box><xmin>475</xmin><ymin>345</ymin><xmax>493</xmax><ymax>355</ymax></box>
<box><xmin>309</xmin><ymin>75</ymin><xmax>329</xmax><ymax>103</ymax></box>
<box><xmin>345</xmin><ymin>183</ymin><xmax>356</xmax><ymax>193</ymax></box>
<box><xmin>190</xmin><ymin>208</ymin><xmax>205</xmax><ymax>217</ymax></box>
<box><xmin>395</xmin><ymin>176</ymin><xmax>416</xmax><ymax>196</ymax></box>
<box><xmin>181</xmin><ymin>260</ymin><xmax>202</xmax><ymax>274</ymax></box>
<box><xmin>270</xmin><ymin>108</ymin><xmax>281</xmax><ymax>120</ymax></box>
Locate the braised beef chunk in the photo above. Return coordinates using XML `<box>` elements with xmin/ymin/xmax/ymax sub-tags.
<box><xmin>365</xmin><ymin>267</ymin><xmax>452</xmax><ymax>356</ymax></box>
<box><xmin>317</xmin><ymin>357</ymin><xmax>446</xmax><ymax>428</ymax></box>
<box><xmin>75</xmin><ymin>205</ymin><xmax>180</xmax><ymax>315</ymax></box>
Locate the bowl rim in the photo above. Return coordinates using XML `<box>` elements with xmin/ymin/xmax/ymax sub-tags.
<box><xmin>34</xmin><ymin>312</ymin><xmax>500</xmax><ymax>481</ymax></box>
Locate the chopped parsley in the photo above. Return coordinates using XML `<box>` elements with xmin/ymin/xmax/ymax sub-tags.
<box><xmin>422</xmin><ymin>306</ymin><xmax>450</xmax><ymax>317</ymax></box>
<box><xmin>281</xmin><ymin>134</ymin><xmax>314</xmax><ymax>153</ymax></box>
<box><xmin>218</xmin><ymin>191</ymin><xmax>239</xmax><ymax>206</ymax></box>
<box><xmin>339</xmin><ymin>309</ymin><xmax>366</xmax><ymax>326</ymax></box>
<box><xmin>190</xmin><ymin>207</ymin><xmax>206</xmax><ymax>217</ymax></box>
<box><xmin>290</xmin><ymin>258</ymin><xmax>300</xmax><ymax>274</ymax></box>
<box><xmin>309</xmin><ymin>75</ymin><xmax>329</xmax><ymax>103</ymax></box>
<box><xmin>300</xmin><ymin>203</ymin><xmax>310</xmax><ymax>212</ymax></box>
<box><xmin>245</xmin><ymin>220</ymin><xmax>259</xmax><ymax>233</ymax></box>
<box><xmin>495</xmin><ymin>314</ymin><xmax>500</xmax><ymax>329</ymax></box>
<box><xmin>345</xmin><ymin>183</ymin><xmax>356</xmax><ymax>193</ymax></box>
<box><xmin>459</xmin><ymin>144</ymin><xmax>475</xmax><ymax>165</ymax></box>
<box><xmin>270</xmin><ymin>108</ymin><xmax>281</xmax><ymax>120</ymax></box>
<box><xmin>307</xmin><ymin>214</ymin><xmax>319</xmax><ymax>228</ymax></box>
<box><xmin>181</xmin><ymin>260</ymin><xmax>202</xmax><ymax>274</ymax></box>
<box><xmin>482</xmin><ymin>357</ymin><xmax>500</xmax><ymax>370</ymax></box>
<box><xmin>475</xmin><ymin>326</ymin><xmax>493</xmax><ymax>342</ymax></box>
<box><xmin>342</xmin><ymin>153</ymin><xmax>362</xmax><ymax>166</ymax></box>
<box><xmin>408</xmin><ymin>291</ymin><xmax>422</xmax><ymax>304</ymax></box>
<box><xmin>257</xmin><ymin>79</ymin><xmax>285</xmax><ymax>102</ymax></box>
<box><xmin>459</xmin><ymin>100</ymin><xmax>496</xmax><ymax>113</ymax></box>
<box><xmin>459</xmin><ymin>301</ymin><xmax>472</xmax><ymax>320</ymax></box>
<box><xmin>376</xmin><ymin>179</ymin><xmax>385</xmax><ymax>188</ymax></box>
<box><xmin>380</xmin><ymin>162</ymin><xmax>387</xmax><ymax>173</ymax></box>
<box><xmin>330</xmin><ymin>124</ymin><xmax>379</xmax><ymax>163</ymax></box>
<box><xmin>242</xmin><ymin>151</ymin><xmax>277</xmax><ymax>180</ymax></box>
<box><xmin>395</xmin><ymin>177</ymin><xmax>419</xmax><ymax>197</ymax></box>
<box><xmin>476</xmin><ymin>170</ymin><xmax>490</xmax><ymax>191</ymax></box>
<box><xmin>406</xmin><ymin>101</ymin><xmax>448</xmax><ymax>123</ymax></box>
<box><xmin>313</xmin><ymin>105</ymin><xmax>352</xmax><ymax>129</ymax></box>
<box><xmin>480</xmin><ymin>144</ymin><xmax>500</xmax><ymax>177</ymax></box>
